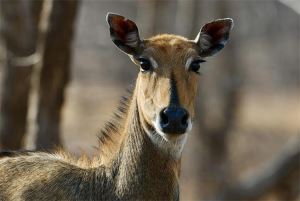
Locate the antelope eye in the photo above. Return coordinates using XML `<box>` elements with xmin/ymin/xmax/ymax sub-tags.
<box><xmin>138</xmin><ymin>58</ymin><xmax>152</xmax><ymax>72</ymax></box>
<box><xmin>189</xmin><ymin>59</ymin><xmax>206</xmax><ymax>73</ymax></box>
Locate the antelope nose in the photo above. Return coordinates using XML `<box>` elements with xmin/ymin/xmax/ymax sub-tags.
<box><xmin>159</xmin><ymin>107</ymin><xmax>189</xmax><ymax>134</ymax></box>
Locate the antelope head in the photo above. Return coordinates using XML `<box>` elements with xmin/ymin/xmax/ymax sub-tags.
<box><xmin>107</xmin><ymin>13</ymin><xmax>233</xmax><ymax>158</ymax></box>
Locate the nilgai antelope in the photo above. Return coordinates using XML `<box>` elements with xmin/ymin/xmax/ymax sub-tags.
<box><xmin>0</xmin><ymin>13</ymin><xmax>233</xmax><ymax>201</ymax></box>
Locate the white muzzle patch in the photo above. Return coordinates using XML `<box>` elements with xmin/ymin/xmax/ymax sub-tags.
<box><xmin>144</xmin><ymin>117</ymin><xmax>192</xmax><ymax>159</ymax></box>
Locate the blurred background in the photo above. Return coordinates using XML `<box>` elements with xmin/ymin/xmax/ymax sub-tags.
<box><xmin>0</xmin><ymin>0</ymin><xmax>299</xmax><ymax>200</ymax></box>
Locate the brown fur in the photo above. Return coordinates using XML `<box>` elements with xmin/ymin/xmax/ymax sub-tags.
<box><xmin>97</xmin><ymin>35</ymin><xmax>199</xmax><ymax>163</ymax></box>
<box><xmin>0</xmin><ymin>82</ymin><xmax>181</xmax><ymax>201</ymax></box>
<box><xmin>135</xmin><ymin>34</ymin><xmax>199</xmax><ymax>130</ymax></box>
<box><xmin>0</xmin><ymin>14</ymin><xmax>233</xmax><ymax>200</ymax></box>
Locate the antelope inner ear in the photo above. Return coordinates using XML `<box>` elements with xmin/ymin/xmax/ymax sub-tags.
<box><xmin>195</xmin><ymin>18</ymin><xmax>234</xmax><ymax>57</ymax></box>
<box><xmin>106</xmin><ymin>13</ymin><xmax>142</xmax><ymax>55</ymax></box>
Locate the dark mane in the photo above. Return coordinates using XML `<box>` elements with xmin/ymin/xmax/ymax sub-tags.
<box><xmin>0</xmin><ymin>87</ymin><xmax>134</xmax><ymax>162</ymax></box>
<box><xmin>97</xmin><ymin>86</ymin><xmax>134</xmax><ymax>159</ymax></box>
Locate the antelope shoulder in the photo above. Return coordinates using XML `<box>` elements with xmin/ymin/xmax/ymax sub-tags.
<box><xmin>0</xmin><ymin>152</ymin><xmax>112</xmax><ymax>201</ymax></box>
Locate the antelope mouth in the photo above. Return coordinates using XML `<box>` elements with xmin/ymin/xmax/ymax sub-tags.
<box><xmin>145</xmin><ymin>110</ymin><xmax>192</xmax><ymax>158</ymax></box>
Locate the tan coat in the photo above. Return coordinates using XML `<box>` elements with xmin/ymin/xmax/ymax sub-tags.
<box><xmin>0</xmin><ymin>13</ymin><xmax>233</xmax><ymax>201</ymax></box>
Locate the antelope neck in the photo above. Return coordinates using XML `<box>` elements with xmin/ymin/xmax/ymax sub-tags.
<box><xmin>111</xmin><ymin>88</ymin><xmax>180</xmax><ymax>200</ymax></box>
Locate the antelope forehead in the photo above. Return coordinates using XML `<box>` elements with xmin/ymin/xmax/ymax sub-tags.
<box><xmin>143</xmin><ymin>47</ymin><xmax>197</xmax><ymax>69</ymax></box>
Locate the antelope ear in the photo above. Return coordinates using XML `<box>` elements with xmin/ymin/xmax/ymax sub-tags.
<box><xmin>195</xmin><ymin>18</ymin><xmax>233</xmax><ymax>57</ymax></box>
<box><xmin>106</xmin><ymin>13</ymin><xmax>142</xmax><ymax>55</ymax></box>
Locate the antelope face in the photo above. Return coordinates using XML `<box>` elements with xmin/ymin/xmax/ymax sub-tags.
<box><xmin>107</xmin><ymin>13</ymin><xmax>233</xmax><ymax>155</ymax></box>
<box><xmin>134</xmin><ymin>36</ymin><xmax>199</xmax><ymax>140</ymax></box>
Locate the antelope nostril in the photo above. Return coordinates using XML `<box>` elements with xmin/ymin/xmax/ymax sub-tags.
<box><xmin>181</xmin><ymin>113</ymin><xmax>188</xmax><ymax>126</ymax></box>
<box><xmin>160</xmin><ymin>109</ymin><xmax>169</xmax><ymax>125</ymax></box>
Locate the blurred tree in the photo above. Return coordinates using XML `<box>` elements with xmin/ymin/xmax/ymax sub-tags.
<box><xmin>136</xmin><ymin>0</ymin><xmax>156</xmax><ymax>37</ymax></box>
<box><xmin>0</xmin><ymin>0</ymin><xmax>43</xmax><ymax>149</ymax></box>
<box><xmin>215</xmin><ymin>139</ymin><xmax>300</xmax><ymax>201</ymax></box>
<box><xmin>36</xmin><ymin>0</ymin><xmax>80</xmax><ymax>150</ymax></box>
<box><xmin>191</xmin><ymin>1</ymin><xmax>300</xmax><ymax>200</ymax></box>
<box><xmin>175</xmin><ymin>0</ymin><xmax>198</xmax><ymax>37</ymax></box>
<box><xmin>194</xmin><ymin>0</ymin><xmax>242</xmax><ymax>199</ymax></box>
<box><xmin>0</xmin><ymin>0</ymin><xmax>80</xmax><ymax>151</ymax></box>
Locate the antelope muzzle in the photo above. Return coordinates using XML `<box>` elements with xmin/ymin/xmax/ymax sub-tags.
<box><xmin>159</xmin><ymin>106</ymin><xmax>189</xmax><ymax>134</ymax></box>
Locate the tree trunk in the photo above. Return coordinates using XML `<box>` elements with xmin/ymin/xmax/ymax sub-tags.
<box><xmin>195</xmin><ymin>1</ymin><xmax>242</xmax><ymax>199</ymax></box>
<box><xmin>35</xmin><ymin>0</ymin><xmax>80</xmax><ymax>150</ymax></box>
<box><xmin>0</xmin><ymin>0</ymin><xmax>42</xmax><ymax>149</ymax></box>
<box><xmin>175</xmin><ymin>0</ymin><xmax>198</xmax><ymax>37</ymax></box>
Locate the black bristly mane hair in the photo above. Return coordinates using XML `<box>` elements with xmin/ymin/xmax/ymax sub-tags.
<box><xmin>96</xmin><ymin>85</ymin><xmax>134</xmax><ymax>160</ymax></box>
